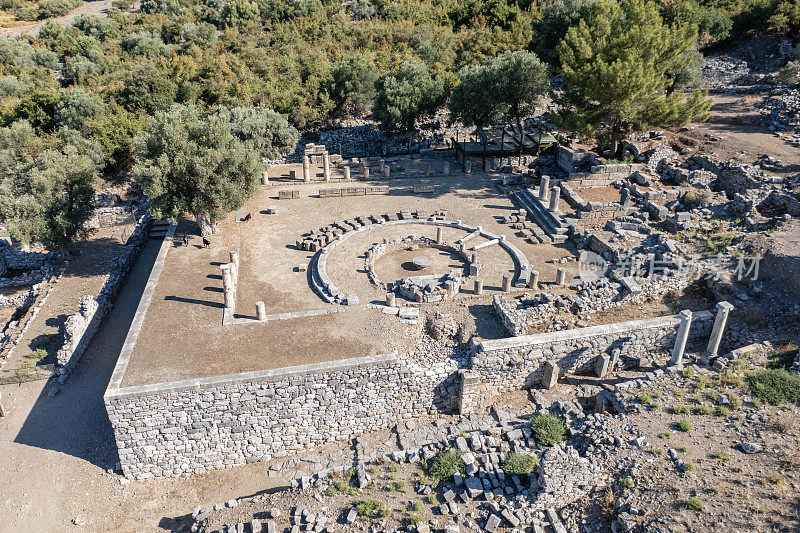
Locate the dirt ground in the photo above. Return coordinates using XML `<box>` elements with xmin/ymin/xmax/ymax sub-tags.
<box><xmin>0</xmin><ymin>225</ymin><xmax>134</xmax><ymax>380</ymax></box>
<box><xmin>672</xmin><ymin>93</ymin><xmax>800</xmax><ymax>174</ymax></box>
<box><xmin>121</xmin><ymin>168</ymin><xmax>576</xmax><ymax>387</ymax></box>
<box><xmin>0</xmin><ymin>0</ymin><xmax>117</xmax><ymax>36</ymax></box>
<box><xmin>0</xmin><ymin>238</ymin><xmax>290</xmax><ymax>533</ymax></box>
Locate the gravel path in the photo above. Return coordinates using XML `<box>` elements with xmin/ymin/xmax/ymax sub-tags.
<box><xmin>0</xmin><ymin>0</ymin><xmax>116</xmax><ymax>37</ymax></box>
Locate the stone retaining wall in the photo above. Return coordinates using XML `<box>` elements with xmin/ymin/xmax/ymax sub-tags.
<box><xmin>104</xmin><ymin>226</ymin><xmax>461</xmax><ymax>479</ymax></box>
<box><xmin>566</xmin><ymin>163</ymin><xmax>646</xmax><ymax>188</ymax></box>
<box><xmin>105</xmin><ymin>354</ymin><xmax>459</xmax><ymax>479</ymax></box>
<box><xmin>56</xmin><ymin>215</ymin><xmax>151</xmax><ymax>376</ymax></box>
<box><xmin>556</xmin><ymin>146</ymin><xmax>599</xmax><ymax>173</ymax></box>
<box><xmin>466</xmin><ymin>311</ymin><xmax>714</xmax><ymax>408</ymax></box>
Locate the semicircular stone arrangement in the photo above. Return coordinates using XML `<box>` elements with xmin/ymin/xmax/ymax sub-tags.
<box><xmin>308</xmin><ymin>214</ymin><xmax>531</xmax><ymax>304</ymax></box>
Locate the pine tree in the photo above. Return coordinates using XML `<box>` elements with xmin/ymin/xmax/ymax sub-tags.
<box><xmin>554</xmin><ymin>0</ymin><xmax>711</xmax><ymax>156</ymax></box>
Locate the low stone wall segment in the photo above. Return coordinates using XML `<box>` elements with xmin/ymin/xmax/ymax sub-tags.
<box><xmin>56</xmin><ymin>215</ymin><xmax>153</xmax><ymax>377</ymax></box>
<box><xmin>466</xmin><ymin>311</ymin><xmax>713</xmax><ymax>408</ymax></box>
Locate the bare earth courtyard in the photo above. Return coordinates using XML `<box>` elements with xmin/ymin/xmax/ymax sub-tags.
<box><xmin>121</xmin><ymin>170</ymin><xmax>573</xmax><ymax>387</ymax></box>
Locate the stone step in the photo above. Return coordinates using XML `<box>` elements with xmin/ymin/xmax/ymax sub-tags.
<box><xmin>511</xmin><ymin>189</ymin><xmax>568</xmax><ymax>242</ymax></box>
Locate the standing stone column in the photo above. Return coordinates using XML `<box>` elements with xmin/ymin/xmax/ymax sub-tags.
<box><xmin>443</xmin><ymin>161</ymin><xmax>450</xmax><ymax>175</ymax></box>
<box><xmin>379</xmin><ymin>159</ymin><xmax>385</xmax><ymax>173</ymax></box>
<box><xmin>256</xmin><ymin>301</ymin><xmax>267</xmax><ymax>320</ymax></box>
<box><xmin>528</xmin><ymin>270</ymin><xmax>539</xmax><ymax>290</ymax></box>
<box><xmin>539</xmin><ymin>176</ymin><xmax>550</xmax><ymax>201</ymax></box>
<box><xmin>344</xmin><ymin>166</ymin><xmax>351</xmax><ymax>181</ymax></box>
<box><xmin>302</xmin><ymin>156</ymin><xmax>311</xmax><ymax>182</ymax></box>
<box><xmin>474</xmin><ymin>279</ymin><xmax>483</xmax><ymax>295</ymax></box>
<box><xmin>595</xmin><ymin>354</ymin><xmax>611</xmax><ymax>378</ymax></box>
<box><xmin>556</xmin><ymin>267</ymin><xmax>566</xmax><ymax>286</ymax></box>
<box><xmin>229</xmin><ymin>251</ymin><xmax>239</xmax><ymax>290</ymax></box>
<box><xmin>261</xmin><ymin>171</ymin><xmax>269</xmax><ymax>185</ymax></box>
<box><xmin>436</xmin><ymin>226</ymin><xmax>443</xmax><ymax>244</ymax></box>
<box><xmin>323</xmin><ymin>153</ymin><xmax>331</xmax><ymax>182</ymax></box>
<box><xmin>220</xmin><ymin>264</ymin><xmax>235</xmax><ymax>310</ymax></box>
<box><xmin>0</xmin><ymin>392</ymin><xmax>6</xmax><ymax>418</ymax></box>
<box><xmin>669</xmin><ymin>310</ymin><xmax>693</xmax><ymax>366</ymax></box>
<box><xmin>502</xmin><ymin>275</ymin><xmax>511</xmax><ymax>292</ymax></box>
<box><xmin>465</xmin><ymin>159</ymin><xmax>472</xmax><ymax>174</ymax></box>
<box><xmin>621</xmin><ymin>187</ymin><xmax>631</xmax><ymax>209</ymax></box>
<box><xmin>542</xmin><ymin>361</ymin><xmax>559</xmax><ymax>389</ymax></box>
<box><xmin>386</xmin><ymin>292</ymin><xmax>396</xmax><ymax>307</ymax></box>
<box><xmin>704</xmin><ymin>301</ymin><xmax>734</xmax><ymax>364</ymax></box>
<box><xmin>363</xmin><ymin>164</ymin><xmax>370</xmax><ymax>180</ymax></box>
<box><xmin>383</xmin><ymin>166</ymin><xmax>390</xmax><ymax>178</ymax></box>
<box><xmin>549</xmin><ymin>186</ymin><xmax>561</xmax><ymax>213</ymax></box>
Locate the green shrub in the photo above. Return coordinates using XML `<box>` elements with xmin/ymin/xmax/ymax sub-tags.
<box><xmin>682</xmin><ymin>367</ymin><xmax>696</xmax><ymax>379</ymax></box>
<box><xmin>501</xmin><ymin>452</ymin><xmax>538</xmax><ymax>476</ymax></box>
<box><xmin>410</xmin><ymin>501</ymin><xmax>422</xmax><ymax>512</ymax></box>
<box><xmin>354</xmin><ymin>498</ymin><xmax>385</xmax><ymax>518</ymax></box>
<box><xmin>392</xmin><ymin>480</ymin><xmax>407</xmax><ymax>492</ymax></box>
<box><xmin>531</xmin><ymin>413</ymin><xmax>567</xmax><ymax>447</ymax></box>
<box><xmin>671</xmin><ymin>404</ymin><xmax>691</xmax><ymax>414</ymax></box>
<box><xmin>620</xmin><ymin>476</ymin><xmax>634</xmax><ymax>488</ymax></box>
<box><xmin>637</xmin><ymin>392</ymin><xmax>660</xmax><ymax>410</ymax></box>
<box><xmin>748</xmin><ymin>369</ymin><xmax>800</xmax><ymax>405</ymax></box>
<box><xmin>426</xmin><ymin>494</ymin><xmax>437</xmax><ymax>505</ymax></box>
<box><xmin>408</xmin><ymin>512</ymin><xmax>423</xmax><ymax>525</ymax></box>
<box><xmin>694</xmin><ymin>405</ymin><xmax>714</xmax><ymax>415</ymax></box>
<box><xmin>678</xmin><ymin>419</ymin><xmax>693</xmax><ymax>432</ymax></box>
<box><xmin>716</xmin><ymin>406</ymin><xmax>731</xmax><ymax>417</ymax></box>
<box><xmin>687</xmin><ymin>496</ymin><xmax>704</xmax><ymax>511</ymax></box>
<box><xmin>428</xmin><ymin>448</ymin><xmax>465</xmax><ymax>483</ymax></box>
<box><xmin>24</xmin><ymin>348</ymin><xmax>48</xmax><ymax>360</ymax></box>
<box><xmin>683</xmin><ymin>191</ymin><xmax>697</xmax><ymax>205</ymax></box>
<box><xmin>693</xmin><ymin>375</ymin><xmax>710</xmax><ymax>389</ymax></box>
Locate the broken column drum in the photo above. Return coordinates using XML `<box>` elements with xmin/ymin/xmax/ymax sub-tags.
<box><xmin>669</xmin><ymin>309</ymin><xmax>693</xmax><ymax>366</ymax></box>
<box><xmin>555</xmin><ymin>267</ymin><xmax>566</xmax><ymax>286</ymax></box>
<box><xmin>302</xmin><ymin>156</ymin><xmax>311</xmax><ymax>182</ymax></box>
<box><xmin>220</xmin><ymin>264</ymin><xmax>235</xmax><ymax>309</ymax></box>
<box><xmin>549</xmin><ymin>186</ymin><xmax>561</xmax><ymax>213</ymax></box>
<box><xmin>323</xmin><ymin>153</ymin><xmax>331</xmax><ymax>182</ymax></box>
<box><xmin>539</xmin><ymin>176</ymin><xmax>550</xmax><ymax>201</ymax></box>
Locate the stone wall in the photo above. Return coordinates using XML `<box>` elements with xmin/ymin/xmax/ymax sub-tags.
<box><xmin>556</xmin><ymin>146</ymin><xmax>599</xmax><ymax>173</ymax></box>
<box><xmin>56</xmin><ymin>215</ymin><xmax>151</xmax><ymax>377</ymax></box>
<box><xmin>467</xmin><ymin>311</ymin><xmax>713</xmax><ymax>406</ymax></box>
<box><xmin>566</xmin><ymin>163</ymin><xmax>646</xmax><ymax>189</ymax></box>
<box><xmin>105</xmin><ymin>353</ymin><xmax>459</xmax><ymax>479</ymax></box>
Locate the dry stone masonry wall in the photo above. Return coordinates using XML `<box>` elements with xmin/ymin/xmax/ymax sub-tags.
<box><xmin>464</xmin><ymin>312</ymin><xmax>713</xmax><ymax>411</ymax></box>
<box><xmin>105</xmin><ymin>353</ymin><xmax>459</xmax><ymax>479</ymax></box>
<box><xmin>56</xmin><ymin>215</ymin><xmax>151</xmax><ymax>378</ymax></box>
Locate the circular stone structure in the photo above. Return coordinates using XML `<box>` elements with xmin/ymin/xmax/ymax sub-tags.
<box><xmin>311</xmin><ymin>219</ymin><xmax>531</xmax><ymax>304</ymax></box>
<box><xmin>412</xmin><ymin>256</ymin><xmax>432</xmax><ymax>270</ymax></box>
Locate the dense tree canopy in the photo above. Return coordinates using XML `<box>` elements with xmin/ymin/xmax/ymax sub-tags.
<box><xmin>0</xmin><ymin>0</ymin><xmax>793</xmax><ymax>249</ymax></box>
<box><xmin>373</xmin><ymin>61</ymin><xmax>445</xmax><ymax>133</ymax></box>
<box><xmin>0</xmin><ymin>121</ymin><xmax>100</xmax><ymax>250</ymax></box>
<box><xmin>554</xmin><ymin>0</ymin><xmax>711</xmax><ymax>153</ymax></box>
<box><xmin>132</xmin><ymin>104</ymin><xmax>262</xmax><ymax>235</ymax></box>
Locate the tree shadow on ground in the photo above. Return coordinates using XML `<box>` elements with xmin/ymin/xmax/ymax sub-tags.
<box><xmin>13</xmin><ymin>238</ymin><xmax>163</xmax><ymax>469</ymax></box>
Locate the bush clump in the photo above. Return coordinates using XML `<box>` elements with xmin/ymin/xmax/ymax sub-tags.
<box><xmin>354</xmin><ymin>498</ymin><xmax>385</xmax><ymax>518</ymax></box>
<box><xmin>748</xmin><ymin>369</ymin><xmax>800</xmax><ymax>405</ymax></box>
<box><xmin>687</xmin><ymin>496</ymin><xmax>704</xmax><ymax>511</ymax></box>
<box><xmin>678</xmin><ymin>419</ymin><xmax>693</xmax><ymax>432</ymax></box>
<box><xmin>531</xmin><ymin>412</ymin><xmax>567</xmax><ymax>447</ymax></box>
<box><xmin>501</xmin><ymin>452</ymin><xmax>538</xmax><ymax>476</ymax></box>
<box><xmin>428</xmin><ymin>448</ymin><xmax>465</xmax><ymax>483</ymax></box>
